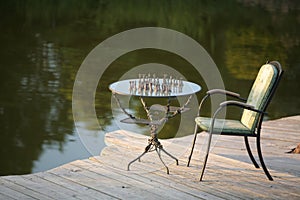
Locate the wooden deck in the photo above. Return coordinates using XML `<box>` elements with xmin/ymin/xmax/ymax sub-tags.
<box><xmin>1</xmin><ymin>116</ymin><xmax>300</xmax><ymax>199</ymax></box>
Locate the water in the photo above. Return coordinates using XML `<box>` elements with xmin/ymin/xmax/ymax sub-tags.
<box><xmin>0</xmin><ymin>0</ymin><xmax>299</xmax><ymax>175</ymax></box>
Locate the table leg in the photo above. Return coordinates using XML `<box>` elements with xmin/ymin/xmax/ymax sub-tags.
<box><xmin>126</xmin><ymin>96</ymin><xmax>193</xmax><ymax>174</ymax></box>
<box><xmin>127</xmin><ymin>129</ymin><xmax>179</xmax><ymax>174</ymax></box>
<box><xmin>127</xmin><ymin>141</ymin><xmax>151</xmax><ymax>172</ymax></box>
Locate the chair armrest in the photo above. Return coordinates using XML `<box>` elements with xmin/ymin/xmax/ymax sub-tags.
<box><xmin>219</xmin><ymin>100</ymin><xmax>266</xmax><ymax>114</ymax></box>
<box><xmin>196</xmin><ymin>89</ymin><xmax>246</xmax><ymax>118</ymax></box>
<box><xmin>207</xmin><ymin>89</ymin><xmax>247</xmax><ymax>101</ymax></box>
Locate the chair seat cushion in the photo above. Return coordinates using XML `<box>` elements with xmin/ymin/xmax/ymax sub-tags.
<box><xmin>195</xmin><ymin>117</ymin><xmax>255</xmax><ymax>136</ymax></box>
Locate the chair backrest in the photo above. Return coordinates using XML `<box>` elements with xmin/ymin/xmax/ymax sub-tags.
<box><xmin>241</xmin><ymin>61</ymin><xmax>283</xmax><ymax>131</ymax></box>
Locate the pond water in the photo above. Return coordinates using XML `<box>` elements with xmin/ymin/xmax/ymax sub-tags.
<box><xmin>0</xmin><ymin>0</ymin><xmax>299</xmax><ymax>175</ymax></box>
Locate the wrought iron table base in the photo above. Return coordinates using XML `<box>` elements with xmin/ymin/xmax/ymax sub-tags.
<box><xmin>127</xmin><ymin>134</ymin><xmax>179</xmax><ymax>174</ymax></box>
<box><xmin>112</xmin><ymin>93</ymin><xmax>193</xmax><ymax>174</ymax></box>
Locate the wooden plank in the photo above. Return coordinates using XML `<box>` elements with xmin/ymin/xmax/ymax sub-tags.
<box><xmin>181</xmin><ymin>130</ymin><xmax>300</xmax><ymax>177</ymax></box>
<box><xmin>0</xmin><ymin>192</ymin><xmax>16</xmax><ymax>200</ymax></box>
<box><xmin>183</xmin><ymin>145</ymin><xmax>300</xmax><ymax>185</ymax></box>
<box><xmin>36</xmin><ymin>171</ymin><xmax>115</xmax><ymax>200</ymax></box>
<box><xmin>98</xmin><ymin>146</ymin><xmax>254</xmax><ymax>200</ymax></box>
<box><xmin>68</xmin><ymin>163</ymin><xmax>206</xmax><ymax>200</ymax></box>
<box><xmin>190</xmin><ymin>131</ymin><xmax>298</xmax><ymax>153</ymax></box>
<box><xmin>56</xmin><ymin>163</ymin><xmax>168</xmax><ymax>200</ymax></box>
<box><xmin>0</xmin><ymin>182</ymin><xmax>32</xmax><ymax>200</ymax></box>
<box><xmin>78</xmin><ymin>158</ymin><xmax>227</xmax><ymax>200</ymax></box>
<box><xmin>102</xmin><ymin>131</ymin><xmax>300</xmax><ymax>198</ymax></box>
<box><xmin>71</xmin><ymin>160</ymin><xmax>201</xmax><ymax>200</ymax></box>
<box><xmin>106</xmin><ymin>154</ymin><xmax>266</xmax><ymax>199</ymax></box>
<box><xmin>106</xmin><ymin>127</ymin><xmax>298</xmax><ymax>160</ymax></box>
<box><xmin>2</xmin><ymin>175</ymin><xmax>81</xmax><ymax>200</ymax></box>
<box><xmin>0</xmin><ymin>178</ymin><xmax>53</xmax><ymax>200</ymax></box>
<box><xmin>188</xmin><ymin>134</ymin><xmax>300</xmax><ymax>178</ymax></box>
<box><xmin>96</xmin><ymin>150</ymin><xmax>227</xmax><ymax>198</ymax></box>
<box><xmin>49</xmin><ymin>166</ymin><xmax>121</xmax><ymax>199</ymax></box>
<box><xmin>262</xmin><ymin>134</ymin><xmax>300</xmax><ymax>141</ymax></box>
<box><xmin>193</xmin><ymin>137</ymin><xmax>300</xmax><ymax>164</ymax></box>
<box><xmin>59</xmin><ymin>163</ymin><xmax>185</xmax><ymax>200</ymax></box>
<box><xmin>184</xmin><ymin>151</ymin><xmax>300</xmax><ymax>197</ymax></box>
<box><xmin>105</xmin><ymin>130</ymin><xmax>298</xmax><ymax>181</ymax></box>
<box><xmin>172</xmin><ymin>154</ymin><xmax>300</xmax><ymax>199</ymax></box>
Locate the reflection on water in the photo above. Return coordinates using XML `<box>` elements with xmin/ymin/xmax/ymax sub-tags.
<box><xmin>0</xmin><ymin>0</ymin><xmax>299</xmax><ymax>175</ymax></box>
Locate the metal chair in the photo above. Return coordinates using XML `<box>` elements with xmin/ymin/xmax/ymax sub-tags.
<box><xmin>187</xmin><ymin>61</ymin><xmax>283</xmax><ymax>181</ymax></box>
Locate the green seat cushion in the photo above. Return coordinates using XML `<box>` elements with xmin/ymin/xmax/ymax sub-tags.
<box><xmin>195</xmin><ymin>117</ymin><xmax>255</xmax><ymax>136</ymax></box>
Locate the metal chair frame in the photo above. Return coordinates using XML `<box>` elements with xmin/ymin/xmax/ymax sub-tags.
<box><xmin>187</xmin><ymin>61</ymin><xmax>283</xmax><ymax>181</ymax></box>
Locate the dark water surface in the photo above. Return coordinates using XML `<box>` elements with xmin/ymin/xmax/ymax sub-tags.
<box><xmin>0</xmin><ymin>0</ymin><xmax>299</xmax><ymax>175</ymax></box>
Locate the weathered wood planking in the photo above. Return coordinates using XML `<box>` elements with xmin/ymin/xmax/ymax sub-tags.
<box><xmin>102</xmin><ymin>133</ymin><xmax>300</xmax><ymax>199</ymax></box>
<box><xmin>0</xmin><ymin>116</ymin><xmax>299</xmax><ymax>199</ymax></box>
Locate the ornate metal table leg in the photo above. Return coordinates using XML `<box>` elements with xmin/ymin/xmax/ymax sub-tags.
<box><xmin>115</xmin><ymin>95</ymin><xmax>192</xmax><ymax>174</ymax></box>
<box><xmin>127</xmin><ymin>143</ymin><xmax>152</xmax><ymax>171</ymax></box>
<box><xmin>160</xmin><ymin>147</ymin><xmax>179</xmax><ymax>165</ymax></box>
<box><xmin>156</xmin><ymin>147</ymin><xmax>169</xmax><ymax>174</ymax></box>
<box><xmin>127</xmin><ymin>123</ymin><xmax>179</xmax><ymax>174</ymax></box>
<box><xmin>150</xmin><ymin>135</ymin><xmax>179</xmax><ymax>166</ymax></box>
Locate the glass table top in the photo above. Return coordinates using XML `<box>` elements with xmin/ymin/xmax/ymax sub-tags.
<box><xmin>109</xmin><ymin>78</ymin><xmax>201</xmax><ymax>97</ymax></box>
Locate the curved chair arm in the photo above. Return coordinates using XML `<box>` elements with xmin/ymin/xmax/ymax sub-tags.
<box><xmin>196</xmin><ymin>89</ymin><xmax>246</xmax><ymax>117</ymax></box>
<box><xmin>219</xmin><ymin>100</ymin><xmax>266</xmax><ymax>114</ymax></box>
<box><xmin>207</xmin><ymin>89</ymin><xmax>247</xmax><ymax>101</ymax></box>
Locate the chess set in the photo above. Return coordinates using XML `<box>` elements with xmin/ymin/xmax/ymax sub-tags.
<box><xmin>129</xmin><ymin>74</ymin><xmax>184</xmax><ymax>96</ymax></box>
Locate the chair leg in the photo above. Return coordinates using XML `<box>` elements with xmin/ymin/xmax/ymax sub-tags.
<box><xmin>199</xmin><ymin>131</ymin><xmax>213</xmax><ymax>181</ymax></box>
<box><xmin>187</xmin><ymin>124</ymin><xmax>199</xmax><ymax>167</ymax></box>
<box><xmin>257</xmin><ymin>136</ymin><xmax>273</xmax><ymax>181</ymax></box>
<box><xmin>244</xmin><ymin>136</ymin><xmax>260</xmax><ymax>168</ymax></box>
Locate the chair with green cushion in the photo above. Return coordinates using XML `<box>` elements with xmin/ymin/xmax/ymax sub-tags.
<box><xmin>187</xmin><ymin>61</ymin><xmax>283</xmax><ymax>181</ymax></box>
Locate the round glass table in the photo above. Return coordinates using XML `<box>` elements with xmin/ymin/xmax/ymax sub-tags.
<box><xmin>109</xmin><ymin>78</ymin><xmax>201</xmax><ymax>97</ymax></box>
<box><xmin>109</xmin><ymin>78</ymin><xmax>201</xmax><ymax>174</ymax></box>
